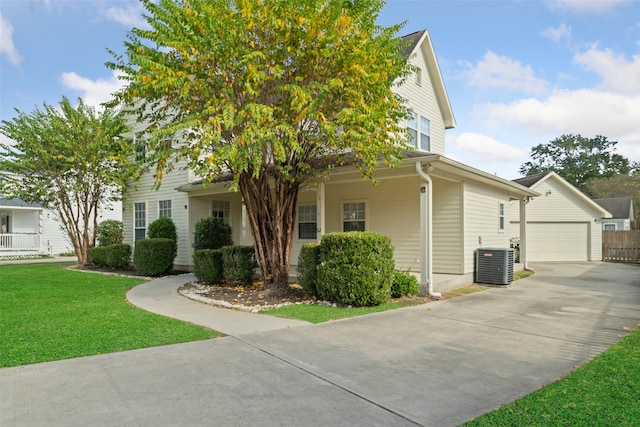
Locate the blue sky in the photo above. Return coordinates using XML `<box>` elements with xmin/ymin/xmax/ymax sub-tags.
<box><xmin>1</xmin><ymin>0</ymin><xmax>639</xmax><ymax>179</ymax></box>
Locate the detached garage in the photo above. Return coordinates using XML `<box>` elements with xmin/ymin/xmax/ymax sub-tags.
<box><xmin>510</xmin><ymin>172</ymin><xmax>611</xmax><ymax>262</ymax></box>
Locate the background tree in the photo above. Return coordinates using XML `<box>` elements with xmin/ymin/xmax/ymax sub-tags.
<box><xmin>584</xmin><ymin>173</ymin><xmax>640</xmax><ymax>229</ymax></box>
<box><xmin>108</xmin><ymin>0</ymin><xmax>411</xmax><ymax>288</ymax></box>
<box><xmin>0</xmin><ymin>97</ymin><xmax>138</xmax><ymax>264</ymax></box>
<box><xmin>519</xmin><ymin>134</ymin><xmax>630</xmax><ymax>191</ymax></box>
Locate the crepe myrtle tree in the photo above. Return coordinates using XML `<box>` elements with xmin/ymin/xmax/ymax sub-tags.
<box><xmin>0</xmin><ymin>97</ymin><xmax>138</xmax><ymax>264</ymax></box>
<box><xmin>107</xmin><ymin>0</ymin><xmax>412</xmax><ymax>288</ymax></box>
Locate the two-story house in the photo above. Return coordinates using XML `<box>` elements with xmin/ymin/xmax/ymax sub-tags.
<box><xmin>122</xmin><ymin>30</ymin><xmax>538</xmax><ymax>294</ymax></box>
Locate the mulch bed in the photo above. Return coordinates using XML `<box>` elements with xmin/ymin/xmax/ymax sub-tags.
<box><xmin>179</xmin><ymin>280</ymin><xmax>315</xmax><ymax>311</ymax></box>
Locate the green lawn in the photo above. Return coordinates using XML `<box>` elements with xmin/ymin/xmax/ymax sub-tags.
<box><xmin>262</xmin><ymin>301</ymin><xmax>421</xmax><ymax>323</ymax></box>
<box><xmin>464</xmin><ymin>327</ymin><xmax>640</xmax><ymax>426</ymax></box>
<box><xmin>0</xmin><ymin>263</ymin><xmax>220</xmax><ymax>368</ymax></box>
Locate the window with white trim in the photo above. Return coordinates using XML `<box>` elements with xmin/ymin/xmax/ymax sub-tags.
<box><xmin>498</xmin><ymin>202</ymin><xmax>505</xmax><ymax>232</ymax></box>
<box><xmin>134</xmin><ymin>202</ymin><xmax>146</xmax><ymax>241</ymax></box>
<box><xmin>298</xmin><ymin>205</ymin><xmax>317</xmax><ymax>240</ymax></box>
<box><xmin>158</xmin><ymin>200</ymin><xmax>172</xmax><ymax>218</ymax></box>
<box><xmin>343</xmin><ymin>202</ymin><xmax>366</xmax><ymax>232</ymax></box>
<box><xmin>407</xmin><ymin>111</ymin><xmax>430</xmax><ymax>151</ymax></box>
<box><xmin>604</xmin><ymin>224</ymin><xmax>616</xmax><ymax>231</ymax></box>
<box><xmin>135</xmin><ymin>140</ymin><xmax>146</xmax><ymax>162</ymax></box>
<box><xmin>212</xmin><ymin>200</ymin><xmax>230</xmax><ymax>224</ymax></box>
<box><xmin>420</xmin><ymin>116</ymin><xmax>430</xmax><ymax>151</ymax></box>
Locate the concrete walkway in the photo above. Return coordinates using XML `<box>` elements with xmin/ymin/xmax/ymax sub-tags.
<box><xmin>2</xmin><ymin>262</ymin><xmax>639</xmax><ymax>426</ymax></box>
<box><xmin>126</xmin><ymin>274</ymin><xmax>311</xmax><ymax>336</ymax></box>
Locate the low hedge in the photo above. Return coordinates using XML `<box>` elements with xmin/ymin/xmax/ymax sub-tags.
<box><xmin>193</xmin><ymin>249</ymin><xmax>224</xmax><ymax>284</ymax></box>
<box><xmin>221</xmin><ymin>245</ymin><xmax>256</xmax><ymax>285</ymax></box>
<box><xmin>89</xmin><ymin>246</ymin><xmax>108</xmax><ymax>267</ymax></box>
<box><xmin>297</xmin><ymin>243</ymin><xmax>320</xmax><ymax>296</ymax></box>
<box><xmin>134</xmin><ymin>238</ymin><xmax>175</xmax><ymax>276</ymax></box>
<box><xmin>316</xmin><ymin>232</ymin><xmax>394</xmax><ymax>307</ymax></box>
<box><xmin>105</xmin><ymin>244</ymin><xmax>132</xmax><ymax>270</ymax></box>
<box><xmin>391</xmin><ymin>270</ymin><xmax>420</xmax><ymax>298</ymax></box>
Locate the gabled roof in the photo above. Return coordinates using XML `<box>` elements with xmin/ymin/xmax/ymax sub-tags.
<box><xmin>400</xmin><ymin>30</ymin><xmax>456</xmax><ymax>129</ymax></box>
<box><xmin>593</xmin><ymin>197</ymin><xmax>634</xmax><ymax>220</ymax></box>
<box><xmin>512</xmin><ymin>172</ymin><xmax>548</xmax><ymax>188</ymax></box>
<box><xmin>513</xmin><ymin>171</ymin><xmax>612</xmax><ymax>218</ymax></box>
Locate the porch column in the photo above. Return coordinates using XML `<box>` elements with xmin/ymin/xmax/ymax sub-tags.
<box><xmin>519</xmin><ymin>197</ymin><xmax>528</xmax><ymax>269</ymax></box>
<box><xmin>316</xmin><ymin>183</ymin><xmax>325</xmax><ymax>239</ymax></box>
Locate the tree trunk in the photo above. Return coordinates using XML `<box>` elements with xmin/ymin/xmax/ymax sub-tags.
<box><xmin>239</xmin><ymin>172</ymin><xmax>299</xmax><ymax>289</ymax></box>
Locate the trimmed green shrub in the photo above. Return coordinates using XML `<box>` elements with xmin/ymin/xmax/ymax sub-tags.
<box><xmin>148</xmin><ymin>217</ymin><xmax>178</xmax><ymax>259</ymax></box>
<box><xmin>105</xmin><ymin>244</ymin><xmax>132</xmax><ymax>270</ymax></box>
<box><xmin>96</xmin><ymin>220</ymin><xmax>124</xmax><ymax>246</ymax></box>
<box><xmin>221</xmin><ymin>245</ymin><xmax>256</xmax><ymax>285</ymax></box>
<box><xmin>316</xmin><ymin>232</ymin><xmax>394</xmax><ymax>307</ymax></box>
<box><xmin>391</xmin><ymin>269</ymin><xmax>420</xmax><ymax>298</ymax></box>
<box><xmin>194</xmin><ymin>217</ymin><xmax>233</xmax><ymax>250</ymax></box>
<box><xmin>148</xmin><ymin>217</ymin><xmax>177</xmax><ymax>241</ymax></box>
<box><xmin>297</xmin><ymin>243</ymin><xmax>320</xmax><ymax>296</ymax></box>
<box><xmin>193</xmin><ymin>249</ymin><xmax>224</xmax><ymax>284</ymax></box>
<box><xmin>134</xmin><ymin>238</ymin><xmax>175</xmax><ymax>276</ymax></box>
<box><xmin>89</xmin><ymin>246</ymin><xmax>108</xmax><ymax>267</ymax></box>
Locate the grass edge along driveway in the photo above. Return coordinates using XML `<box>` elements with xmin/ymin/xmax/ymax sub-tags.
<box><xmin>0</xmin><ymin>263</ymin><xmax>220</xmax><ymax>368</ymax></box>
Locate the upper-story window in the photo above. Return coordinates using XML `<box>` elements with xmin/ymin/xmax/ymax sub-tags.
<box><xmin>135</xmin><ymin>140</ymin><xmax>146</xmax><ymax>162</ymax></box>
<box><xmin>407</xmin><ymin>112</ymin><xmax>430</xmax><ymax>151</ymax></box>
<box><xmin>415</xmin><ymin>67</ymin><xmax>422</xmax><ymax>86</ymax></box>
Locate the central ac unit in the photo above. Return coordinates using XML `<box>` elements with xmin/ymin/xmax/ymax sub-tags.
<box><xmin>476</xmin><ymin>248</ymin><xmax>514</xmax><ymax>285</ymax></box>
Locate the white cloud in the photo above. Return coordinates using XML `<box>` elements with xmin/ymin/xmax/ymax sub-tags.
<box><xmin>463</xmin><ymin>51</ymin><xmax>549</xmax><ymax>96</ymax></box>
<box><xmin>480</xmin><ymin>89</ymin><xmax>640</xmax><ymax>154</ymax></box>
<box><xmin>0</xmin><ymin>14</ymin><xmax>23</xmax><ymax>66</ymax></box>
<box><xmin>574</xmin><ymin>46</ymin><xmax>640</xmax><ymax>94</ymax></box>
<box><xmin>545</xmin><ymin>0</ymin><xmax>629</xmax><ymax>13</ymax></box>
<box><xmin>60</xmin><ymin>71</ymin><xmax>125</xmax><ymax>110</ymax></box>
<box><xmin>101</xmin><ymin>2</ymin><xmax>148</xmax><ymax>29</ymax></box>
<box><xmin>541</xmin><ymin>22</ymin><xmax>572</xmax><ymax>45</ymax></box>
<box><xmin>448</xmin><ymin>132</ymin><xmax>528</xmax><ymax>162</ymax></box>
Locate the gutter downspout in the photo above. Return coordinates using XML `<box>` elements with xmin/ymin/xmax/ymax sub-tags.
<box><xmin>416</xmin><ymin>162</ymin><xmax>441</xmax><ymax>298</ymax></box>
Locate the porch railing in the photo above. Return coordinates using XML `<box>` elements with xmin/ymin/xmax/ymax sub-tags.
<box><xmin>0</xmin><ymin>233</ymin><xmax>41</xmax><ymax>254</ymax></box>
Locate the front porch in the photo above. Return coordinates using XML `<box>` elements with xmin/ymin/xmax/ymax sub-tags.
<box><xmin>0</xmin><ymin>233</ymin><xmax>44</xmax><ymax>259</ymax></box>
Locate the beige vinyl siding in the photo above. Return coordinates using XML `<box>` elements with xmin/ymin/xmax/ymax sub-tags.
<box><xmin>318</xmin><ymin>174</ymin><xmax>422</xmax><ymax>272</ymax></box>
<box><xmin>123</xmin><ymin>161</ymin><xmax>191</xmax><ymax>267</ymax></box>
<box><xmin>432</xmin><ymin>177</ymin><xmax>463</xmax><ymax>274</ymax></box>
<box><xmin>463</xmin><ymin>182</ymin><xmax>512</xmax><ymax>273</ymax></box>
<box><xmin>394</xmin><ymin>45</ymin><xmax>446</xmax><ymax>155</ymax></box>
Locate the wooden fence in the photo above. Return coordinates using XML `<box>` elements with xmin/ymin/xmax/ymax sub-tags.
<box><xmin>602</xmin><ymin>230</ymin><xmax>640</xmax><ymax>263</ymax></box>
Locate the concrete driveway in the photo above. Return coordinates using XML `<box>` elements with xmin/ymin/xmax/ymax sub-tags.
<box><xmin>2</xmin><ymin>262</ymin><xmax>639</xmax><ymax>426</ymax></box>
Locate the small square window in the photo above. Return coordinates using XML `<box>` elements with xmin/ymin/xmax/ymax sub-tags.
<box><xmin>158</xmin><ymin>200</ymin><xmax>172</xmax><ymax>218</ymax></box>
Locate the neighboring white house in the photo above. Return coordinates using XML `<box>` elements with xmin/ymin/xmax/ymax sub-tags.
<box><xmin>122</xmin><ymin>29</ymin><xmax>539</xmax><ymax>293</ymax></box>
<box><xmin>510</xmin><ymin>172</ymin><xmax>611</xmax><ymax>262</ymax></box>
<box><xmin>0</xmin><ymin>172</ymin><xmax>122</xmax><ymax>258</ymax></box>
<box><xmin>593</xmin><ymin>197</ymin><xmax>634</xmax><ymax>231</ymax></box>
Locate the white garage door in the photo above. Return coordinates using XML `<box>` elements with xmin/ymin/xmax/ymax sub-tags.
<box><xmin>527</xmin><ymin>222</ymin><xmax>589</xmax><ymax>261</ymax></box>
